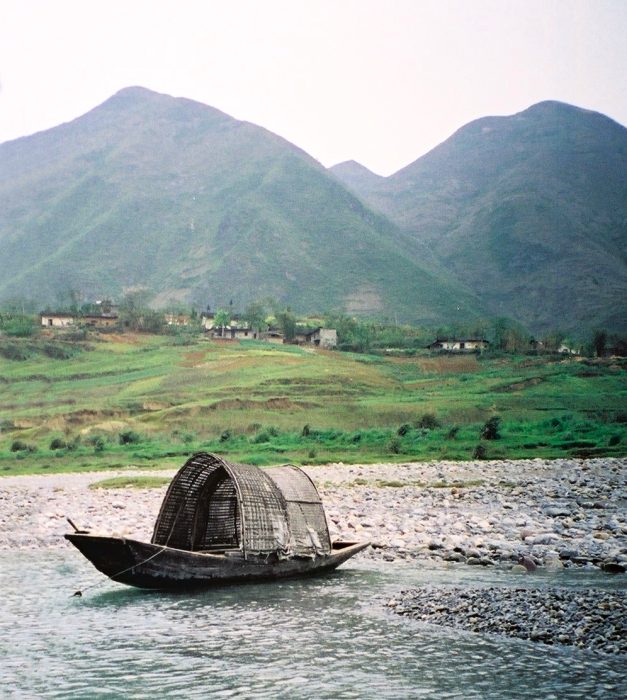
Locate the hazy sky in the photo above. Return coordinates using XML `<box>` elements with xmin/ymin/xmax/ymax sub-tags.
<box><xmin>1</xmin><ymin>0</ymin><xmax>626</xmax><ymax>175</ymax></box>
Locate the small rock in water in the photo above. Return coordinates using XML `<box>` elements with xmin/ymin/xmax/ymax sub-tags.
<box><xmin>518</xmin><ymin>555</ymin><xmax>537</xmax><ymax>572</ymax></box>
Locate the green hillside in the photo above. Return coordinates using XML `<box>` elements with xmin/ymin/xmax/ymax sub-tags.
<box><xmin>1</xmin><ymin>333</ymin><xmax>624</xmax><ymax>474</ymax></box>
<box><xmin>332</xmin><ymin>101</ymin><xmax>627</xmax><ymax>335</ymax></box>
<box><xmin>0</xmin><ymin>87</ymin><xmax>481</xmax><ymax>325</ymax></box>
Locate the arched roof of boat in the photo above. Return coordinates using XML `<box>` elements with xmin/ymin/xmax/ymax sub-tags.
<box><xmin>152</xmin><ymin>452</ymin><xmax>330</xmax><ymax>557</ymax></box>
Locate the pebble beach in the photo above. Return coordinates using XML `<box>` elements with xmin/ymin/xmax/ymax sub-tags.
<box><xmin>2</xmin><ymin>458</ymin><xmax>625</xmax><ymax>571</ymax></box>
<box><xmin>2</xmin><ymin>457</ymin><xmax>625</xmax><ymax>653</ymax></box>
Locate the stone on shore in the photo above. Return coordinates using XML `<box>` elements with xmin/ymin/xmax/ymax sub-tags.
<box><xmin>0</xmin><ymin>457</ymin><xmax>625</xmax><ymax>575</ymax></box>
<box><xmin>386</xmin><ymin>585</ymin><xmax>627</xmax><ymax>655</ymax></box>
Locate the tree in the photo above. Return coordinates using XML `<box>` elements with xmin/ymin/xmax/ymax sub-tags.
<box><xmin>119</xmin><ymin>288</ymin><xmax>159</xmax><ymax>331</ymax></box>
<box><xmin>244</xmin><ymin>302</ymin><xmax>267</xmax><ymax>334</ymax></box>
<box><xmin>490</xmin><ymin>317</ymin><xmax>530</xmax><ymax>353</ymax></box>
<box><xmin>481</xmin><ymin>416</ymin><xmax>501</xmax><ymax>440</ymax></box>
<box><xmin>592</xmin><ymin>329</ymin><xmax>607</xmax><ymax>357</ymax></box>
<box><xmin>275</xmin><ymin>308</ymin><xmax>297</xmax><ymax>341</ymax></box>
<box><xmin>541</xmin><ymin>330</ymin><xmax>565</xmax><ymax>353</ymax></box>
<box><xmin>214</xmin><ymin>309</ymin><xmax>231</xmax><ymax>337</ymax></box>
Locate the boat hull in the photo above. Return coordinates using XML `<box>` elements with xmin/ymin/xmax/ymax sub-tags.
<box><xmin>65</xmin><ymin>533</ymin><xmax>369</xmax><ymax>590</ymax></box>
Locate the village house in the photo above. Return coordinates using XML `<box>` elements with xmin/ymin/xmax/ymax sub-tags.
<box><xmin>200</xmin><ymin>313</ymin><xmax>337</xmax><ymax>348</ymax></box>
<box><xmin>558</xmin><ymin>343</ymin><xmax>580</xmax><ymax>356</ymax></box>
<box><xmin>202</xmin><ymin>313</ymin><xmax>259</xmax><ymax>340</ymax></box>
<box><xmin>40</xmin><ymin>312</ymin><xmax>75</xmax><ymax>328</ymax></box>
<box><xmin>200</xmin><ymin>314</ymin><xmax>218</xmax><ymax>332</ymax></box>
<box><xmin>165</xmin><ymin>313</ymin><xmax>191</xmax><ymax>326</ymax></box>
<box><xmin>263</xmin><ymin>330</ymin><xmax>285</xmax><ymax>344</ymax></box>
<box><xmin>83</xmin><ymin>314</ymin><xmax>118</xmax><ymax>328</ymax></box>
<box><xmin>212</xmin><ymin>325</ymin><xmax>262</xmax><ymax>340</ymax></box>
<box><xmin>295</xmin><ymin>327</ymin><xmax>338</xmax><ymax>349</ymax></box>
<box><xmin>428</xmin><ymin>338</ymin><xmax>489</xmax><ymax>352</ymax></box>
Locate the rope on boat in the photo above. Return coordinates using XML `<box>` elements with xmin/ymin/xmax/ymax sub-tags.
<box><xmin>70</xmin><ymin>545</ymin><xmax>168</xmax><ymax>598</ymax></box>
<box><xmin>70</xmin><ymin>469</ymin><xmax>203</xmax><ymax>598</ymax></box>
<box><xmin>71</xmin><ymin>458</ymin><xmax>229</xmax><ymax>597</ymax></box>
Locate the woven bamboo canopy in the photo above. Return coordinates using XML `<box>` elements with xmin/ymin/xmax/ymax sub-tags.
<box><xmin>152</xmin><ymin>452</ymin><xmax>331</xmax><ymax>558</ymax></box>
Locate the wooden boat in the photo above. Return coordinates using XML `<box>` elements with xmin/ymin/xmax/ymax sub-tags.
<box><xmin>65</xmin><ymin>452</ymin><xmax>369</xmax><ymax>589</ymax></box>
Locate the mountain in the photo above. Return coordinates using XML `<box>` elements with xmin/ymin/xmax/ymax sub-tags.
<box><xmin>332</xmin><ymin>101</ymin><xmax>627</xmax><ymax>334</ymax></box>
<box><xmin>329</xmin><ymin>160</ymin><xmax>384</xmax><ymax>196</ymax></box>
<box><xmin>0</xmin><ymin>87</ymin><xmax>481</xmax><ymax>325</ymax></box>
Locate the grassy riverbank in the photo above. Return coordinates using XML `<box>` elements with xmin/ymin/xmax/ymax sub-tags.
<box><xmin>1</xmin><ymin>332</ymin><xmax>625</xmax><ymax>474</ymax></box>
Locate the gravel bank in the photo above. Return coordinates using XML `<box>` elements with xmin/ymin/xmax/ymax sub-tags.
<box><xmin>386</xmin><ymin>586</ymin><xmax>627</xmax><ymax>655</ymax></box>
<box><xmin>1</xmin><ymin>458</ymin><xmax>625</xmax><ymax>573</ymax></box>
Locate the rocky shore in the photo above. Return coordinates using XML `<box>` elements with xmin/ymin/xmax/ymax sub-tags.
<box><xmin>317</xmin><ymin>457</ymin><xmax>627</xmax><ymax>574</ymax></box>
<box><xmin>0</xmin><ymin>458</ymin><xmax>625</xmax><ymax>575</ymax></box>
<box><xmin>386</xmin><ymin>586</ymin><xmax>627</xmax><ymax>655</ymax></box>
<box><xmin>3</xmin><ymin>457</ymin><xmax>624</xmax><ymax>657</ymax></box>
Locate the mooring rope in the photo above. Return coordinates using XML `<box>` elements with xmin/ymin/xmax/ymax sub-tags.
<box><xmin>71</xmin><ymin>545</ymin><xmax>168</xmax><ymax>597</ymax></box>
<box><xmin>70</xmin><ymin>457</ymin><xmax>212</xmax><ymax>597</ymax></box>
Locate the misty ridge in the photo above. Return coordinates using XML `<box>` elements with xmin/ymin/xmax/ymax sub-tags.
<box><xmin>0</xmin><ymin>86</ymin><xmax>625</xmax><ymax>337</ymax></box>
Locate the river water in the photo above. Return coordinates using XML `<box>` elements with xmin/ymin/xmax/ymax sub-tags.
<box><xmin>1</xmin><ymin>552</ymin><xmax>624</xmax><ymax>699</ymax></box>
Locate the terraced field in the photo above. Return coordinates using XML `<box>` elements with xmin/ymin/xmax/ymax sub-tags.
<box><xmin>0</xmin><ymin>333</ymin><xmax>625</xmax><ymax>474</ymax></box>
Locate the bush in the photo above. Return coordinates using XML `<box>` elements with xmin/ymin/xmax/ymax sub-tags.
<box><xmin>42</xmin><ymin>343</ymin><xmax>78</xmax><ymax>360</ymax></box>
<box><xmin>86</xmin><ymin>434</ymin><xmax>107</xmax><ymax>452</ymax></box>
<box><xmin>609</xmin><ymin>434</ymin><xmax>621</xmax><ymax>446</ymax></box>
<box><xmin>301</xmin><ymin>424</ymin><xmax>311</xmax><ymax>437</ymax></box>
<box><xmin>0</xmin><ymin>342</ymin><xmax>32</xmax><ymax>360</ymax></box>
<box><xmin>252</xmin><ymin>431</ymin><xmax>271</xmax><ymax>444</ymax></box>
<box><xmin>181</xmin><ymin>431</ymin><xmax>195</xmax><ymax>444</ymax></box>
<box><xmin>3</xmin><ymin>317</ymin><xmax>37</xmax><ymax>337</ymax></box>
<box><xmin>219</xmin><ymin>429</ymin><xmax>232</xmax><ymax>442</ymax></box>
<box><xmin>119</xmin><ymin>430</ymin><xmax>141</xmax><ymax>445</ymax></box>
<box><xmin>480</xmin><ymin>416</ymin><xmax>501</xmax><ymax>440</ymax></box>
<box><xmin>446</xmin><ymin>425</ymin><xmax>460</xmax><ymax>440</ymax></box>
<box><xmin>397</xmin><ymin>423</ymin><xmax>411</xmax><ymax>436</ymax></box>
<box><xmin>49</xmin><ymin>437</ymin><xmax>67</xmax><ymax>450</ymax></box>
<box><xmin>11</xmin><ymin>439</ymin><xmax>35</xmax><ymax>452</ymax></box>
<box><xmin>67</xmin><ymin>435</ymin><xmax>81</xmax><ymax>451</ymax></box>
<box><xmin>387</xmin><ymin>437</ymin><xmax>402</xmax><ymax>454</ymax></box>
<box><xmin>416</xmin><ymin>413</ymin><xmax>441</xmax><ymax>430</ymax></box>
<box><xmin>473</xmin><ymin>444</ymin><xmax>487</xmax><ymax>459</ymax></box>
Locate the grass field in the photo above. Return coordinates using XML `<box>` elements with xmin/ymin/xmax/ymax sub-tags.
<box><xmin>1</xmin><ymin>332</ymin><xmax>625</xmax><ymax>475</ymax></box>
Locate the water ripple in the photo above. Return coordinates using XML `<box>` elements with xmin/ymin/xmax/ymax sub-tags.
<box><xmin>0</xmin><ymin>552</ymin><xmax>624</xmax><ymax>699</ymax></box>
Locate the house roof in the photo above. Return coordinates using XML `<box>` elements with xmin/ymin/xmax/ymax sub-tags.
<box><xmin>432</xmin><ymin>338</ymin><xmax>489</xmax><ymax>343</ymax></box>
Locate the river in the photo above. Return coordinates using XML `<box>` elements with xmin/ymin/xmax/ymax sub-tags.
<box><xmin>1</xmin><ymin>552</ymin><xmax>624</xmax><ymax>699</ymax></box>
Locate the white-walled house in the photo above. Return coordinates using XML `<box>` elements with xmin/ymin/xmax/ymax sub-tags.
<box><xmin>428</xmin><ymin>338</ymin><xmax>489</xmax><ymax>352</ymax></box>
<box><xmin>40</xmin><ymin>313</ymin><xmax>75</xmax><ymax>328</ymax></box>
<box><xmin>213</xmin><ymin>326</ymin><xmax>261</xmax><ymax>340</ymax></box>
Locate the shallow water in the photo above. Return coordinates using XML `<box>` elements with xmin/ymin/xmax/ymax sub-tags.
<box><xmin>1</xmin><ymin>551</ymin><xmax>625</xmax><ymax>699</ymax></box>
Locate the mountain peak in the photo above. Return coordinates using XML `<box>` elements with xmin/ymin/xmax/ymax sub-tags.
<box><xmin>332</xmin><ymin>100</ymin><xmax>627</xmax><ymax>334</ymax></box>
<box><xmin>100</xmin><ymin>85</ymin><xmax>171</xmax><ymax>109</ymax></box>
<box><xmin>330</xmin><ymin>160</ymin><xmax>384</xmax><ymax>191</ymax></box>
<box><xmin>331</xmin><ymin>159</ymin><xmax>375</xmax><ymax>173</ymax></box>
<box><xmin>515</xmin><ymin>100</ymin><xmax>626</xmax><ymax>130</ymax></box>
<box><xmin>100</xmin><ymin>85</ymin><xmax>206</xmax><ymax>110</ymax></box>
